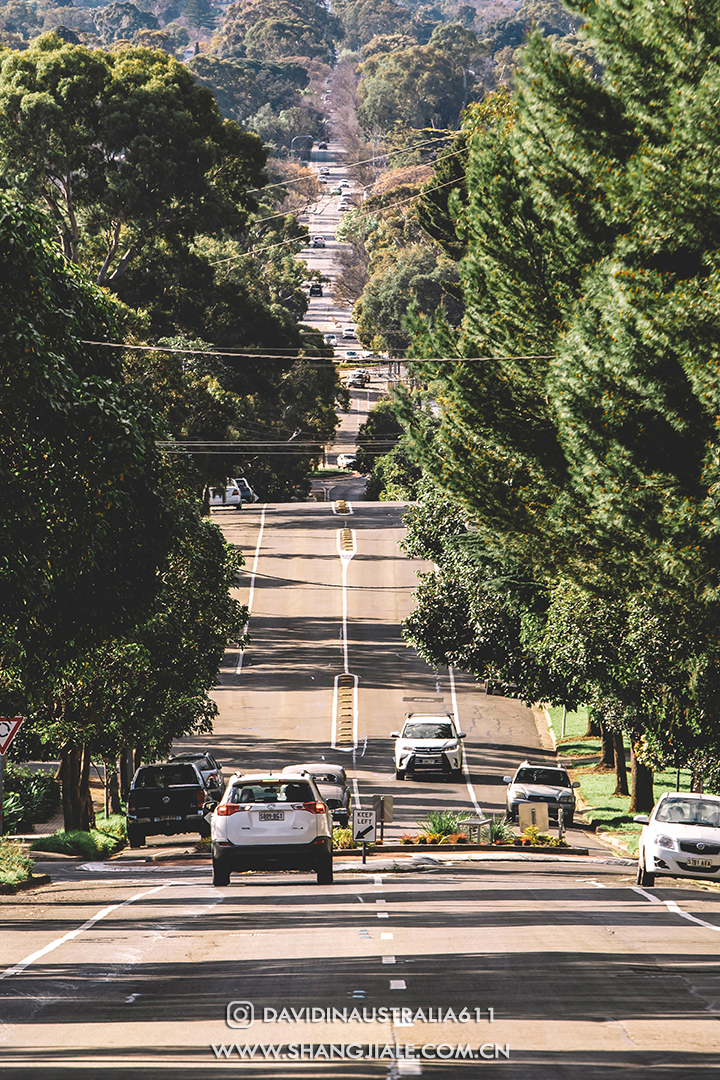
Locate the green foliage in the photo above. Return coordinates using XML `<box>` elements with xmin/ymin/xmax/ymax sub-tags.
<box><xmin>416</xmin><ymin>808</ymin><xmax>472</xmax><ymax>837</ymax></box>
<box><xmin>358</xmin><ymin>44</ymin><xmax>466</xmax><ymax>132</ymax></box>
<box><xmin>30</xmin><ymin>827</ymin><xmax>123</xmax><ymax>857</ymax></box>
<box><xmin>4</xmin><ymin>766</ymin><xmax>60</xmax><ymax>829</ymax></box>
<box><xmin>333</xmin><ymin>826</ymin><xmax>358</xmax><ymax>849</ymax></box>
<box><xmin>481</xmin><ymin>816</ymin><xmax>516</xmax><ymax>844</ymax></box>
<box><xmin>2</xmin><ymin>793</ymin><xmax>25</xmax><ymax>834</ymax></box>
<box><xmin>354</xmin><ymin>396</ymin><xmax>404</xmax><ymax>475</ymax></box>
<box><xmin>0</xmin><ymin>840</ymin><xmax>34</xmax><ymax>886</ymax></box>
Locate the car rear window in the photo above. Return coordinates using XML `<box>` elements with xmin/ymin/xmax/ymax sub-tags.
<box><xmin>229</xmin><ymin>782</ymin><xmax>315</xmax><ymax>804</ymax></box>
<box><xmin>515</xmin><ymin>769</ymin><xmax>569</xmax><ymax>786</ymax></box>
<box><xmin>135</xmin><ymin>765</ymin><xmax>199</xmax><ymax>788</ymax></box>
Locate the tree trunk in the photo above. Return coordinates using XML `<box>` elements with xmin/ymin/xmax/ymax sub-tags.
<box><xmin>79</xmin><ymin>745</ymin><xmax>96</xmax><ymax>831</ymax></box>
<box><xmin>690</xmin><ymin>767</ymin><xmax>704</xmax><ymax>793</ymax></box>
<box><xmin>612</xmin><ymin>729</ymin><xmax>629</xmax><ymax>796</ymax></box>
<box><xmin>60</xmin><ymin>741</ymin><xmax>82</xmax><ymax>832</ymax></box>
<box><xmin>107</xmin><ymin>760</ymin><xmax>122</xmax><ymax>815</ymax></box>
<box><xmin>629</xmin><ymin>741</ymin><xmax>654</xmax><ymax>813</ymax></box>
<box><xmin>594</xmin><ymin>721</ymin><xmax>615</xmax><ymax>771</ymax></box>
<box><xmin>585</xmin><ymin>711</ymin><xmax>600</xmax><ymax>737</ymax></box>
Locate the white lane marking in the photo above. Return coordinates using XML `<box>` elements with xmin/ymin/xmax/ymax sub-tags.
<box><xmin>331</xmin><ymin>671</ymin><xmax>358</xmax><ymax>752</ymax></box>
<box><xmin>381</xmin><ymin>933</ymin><xmax>394</xmax><ymax>940</ymax></box>
<box><xmin>236</xmin><ymin>504</ymin><xmax>267</xmax><ymax>675</ymax></box>
<box><xmin>581</xmin><ymin>879</ymin><xmax>608</xmax><ymax>888</ymax></box>
<box><xmin>1</xmin><ymin>882</ymin><xmax>174</xmax><ymax>979</ymax></box>
<box><xmin>382</xmin><ymin>956</ymin><xmax>396</xmax><ymax>964</ymax></box>
<box><xmin>352</xmin><ymin>776</ymin><xmax>361</xmax><ymax>810</ymax></box>
<box><xmin>448</xmin><ymin>664</ymin><xmax>482</xmax><ymax>815</ymax></box>
<box><xmin>631</xmin><ymin>886</ymin><xmax>720</xmax><ymax>930</ymax></box>
<box><xmin>374</xmin><ymin>874</ymin><xmax>383</xmax><ymax>886</ymax></box>
<box><xmin>377</xmin><ymin>912</ymin><xmax>390</xmax><ymax>918</ymax></box>
<box><xmin>375</xmin><ymin>899</ymin><xmax>387</xmax><ymax>904</ymax></box>
<box><xmin>631</xmin><ymin>886</ymin><xmax>663</xmax><ymax>904</ymax></box>
<box><xmin>336</xmin><ymin>528</ymin><xmax>357</xmax><ymax>674</ymax></box>
<box><xmin>125</xmin><ymin>994</ymin><xmax>140</xmax><ymax>1003</ymax></box>
<box><xmin>390</xmin><ymin>980</ymin><xmax>406</xmax><ymax>990</ymax></box>
<box><xmin>357</xmin><ymin>896</ymin><xmax>365</xmax><ymax>903</ymax></box>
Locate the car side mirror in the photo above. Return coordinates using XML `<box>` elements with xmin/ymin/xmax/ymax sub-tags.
<box><xmin>203</xmin><ymin>801</ymin><xmax>217</xmax><ymax>815</ymax></box>
<box><xmin>503</xmin><ymin>776</ymin><xmax>512</xmax><ymax>783</ymax></box>
<box><xmin>390</xmin><ymin>732</ymin><xmax>400</xmax><ymax>738</ymax></box>
<box><xmin>457</xmin><ymin>732</ymin><xmax>467</xmax><ymax>739</ymax></box>
<box><xmin>572</xmin><ymin>781</ymin><xmax>580</xmax><ymax>789</ymax></box>
<box><xmin>633</xmin><ymin>814</ymin><xmax>650</xmax><ymax>824</ymax></box>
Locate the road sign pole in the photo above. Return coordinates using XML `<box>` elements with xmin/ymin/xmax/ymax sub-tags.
<box><xmin>0</xmin><ymin>752</ymin><xmax>4</xmax><ymax>837</ymax></box>
<box><xmin>362</xmin><ymin>841</ymin><xmax>366</xmax><ymax>865</ymax></box>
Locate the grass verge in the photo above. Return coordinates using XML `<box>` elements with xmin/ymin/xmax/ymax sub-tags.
<box><xmin>545</xmin><ymin>708</ymin><xmax>691</xmax><ymax>855</ymax></box>
<box><xmin>0</xmin><ymin>839</ymin><xmax>35</xmax><ymax>886</ymax></box>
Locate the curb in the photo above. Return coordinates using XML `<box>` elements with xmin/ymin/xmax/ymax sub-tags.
<box><xmin>0</xmin><ymin>874</ymin><xmax>51</xmax><ymax>895</ymax></box>
<box><xmin>334</xmin><ymin>843</ymin><xmax>589</xmax><ymax>856</ymax></box>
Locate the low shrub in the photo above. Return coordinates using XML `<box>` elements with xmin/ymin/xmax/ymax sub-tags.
<box><xmin>416</xmin><ymin>809</ymin><xmax>472</xmax><ymax>838</ymax></box>
<box><xmin>30</xmin><ymin>827</ymin><xmax>124</xmax><ymax>859</ymax></box>
<box><xmin>333</xmin><ymin>826</ymin><xmax>358</xmax><ymax>849</ymax></box>
<box><xmin>518</xmin><ymin>825</ymin><xmax>568</xmax><ymax>847</ymax></box>
<box><xmin>0</xmin><ymin>839</ymin><xmax>35</xmax><ymax>885</ymax></box>
<box><xmin>3</xmin><ymin>766</ymin><xmax>60</xmax><ymax>832</ymax></box>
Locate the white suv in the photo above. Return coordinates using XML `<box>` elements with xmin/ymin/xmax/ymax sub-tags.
<box><xmin>391</xmin><ymin>713</ymin><xmax>466</xmax><ymax>781</ymax></box>
<box><xmin>209</xmin><ymin>772</ymin><xmax>334</xmax><ymax>886</ymax></box>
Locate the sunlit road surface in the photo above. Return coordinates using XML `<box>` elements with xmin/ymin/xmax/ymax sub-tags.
<box><xmin>3</xmin><ymin>503</ymin><xmax>720</xmax><ymax>1078</ymax></box>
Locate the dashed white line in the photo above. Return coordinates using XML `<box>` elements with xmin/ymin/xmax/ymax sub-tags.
<box><xmin>236</xmin><ymin>505</ymin><xmax>267</xmax><ymax>675</ymax></box>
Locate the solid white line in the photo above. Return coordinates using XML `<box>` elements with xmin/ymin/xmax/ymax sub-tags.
<box><xmin>0</xmin><ymin>883</ymin><xmax>173</xmax><ymax>979</ymax></box>
<box><xmin>631</xmin><ymin>886</ymin><xmax>720</xmax><ymax>930</ymax></box>
<box><xmin>352</xmin><ymin>776</ymin><xmax>361</xmax><ymax>809</ymax></box>
<box><xmin>236</xmin><ymin>505</ymin><xmax>267</xmax><ymax>675</ymax></box>
<box><xmin>449</xmin><ymin>664</ymin><xmax>482</xmax><ymax>815</ymax></box>
<box><xmin>382</xmin><ymin>956</ymin><xmax>396</xmax><ymax>964</ymax></box>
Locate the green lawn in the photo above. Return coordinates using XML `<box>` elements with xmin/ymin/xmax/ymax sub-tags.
<box><xmin>545</xmin><ymin>707</ymin><xmax>690</xmax><ymax>855</ymax></box>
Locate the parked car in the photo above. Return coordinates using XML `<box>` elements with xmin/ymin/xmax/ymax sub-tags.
<box><xmin>166</xmin><ymin>751</ymin><xmax>226</xmax><ymax>800</ymax></box>
<box><xmin>208</xmin><ymin>480</ymin><xmax>244</xmax><ymax>510</ymax></box>
<box><xmin>350</xmin><ymin>368</ymin><xmax>369</xmax><ymax>383</ymax></box>
<box><xmin>208</xmin><ymin>771</ymin><xmax>334</xmax><ymax>886</ymax></box>
<box><xmin>281</xmin><ymin>764</ymin><xmax>351</xmax><ymax>827</ymax></box>
<box><xmin>336</xmin><ymin>454</ymin><xmax>357</xmax><ymax>470</ymax></box>
<box><xmin>345</xmin><ymin>351</ymin><xmax>361</xmax><ymax>361</ymax></box>
<box><xmin>392</xmin><ymin>714</ymin><xmax>466</xmax><ymax>780</ymax></box>
<box><xmin>503</xmin><ymin>761</ymin><xmax>579</xmax><ymax>826</ymax></box>
<box><xmin>342</xmin><ymin>327</ymin><xmax>356</xmax><ymax>339</ymax></box>
<box><xmin>309</xmin><ymin>282</ymin><xmax>323</xmax><ymax>296</ymax></box>
<box><xmin>311</xmin><ymin>236</ymin><xmax>326</xmax><ymax>248</ymax></box>
<box><xmin>126</xmin><ymin>762</ymin><xmax>211</xmax><ymax>848</ymax></box>
<box><xmin>635</xmin><ymin>791</ymin><xmax>720</xmax><ymax>887</ymax></box>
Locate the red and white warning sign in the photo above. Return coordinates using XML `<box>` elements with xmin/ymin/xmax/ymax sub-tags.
<box><xmin>0</xmin><ymin>717</ymin><xmax>24</xmax><ymax>755</ymax></box>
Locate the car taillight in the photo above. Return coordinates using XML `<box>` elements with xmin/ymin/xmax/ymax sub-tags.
<box><xmin>196</xmin><ymin>790</ymin><xmax>206</xmax><ymax>808</ymax></box>
<box><xmin>301</xmin><ymin>801</ymin><xmax>327</xmax><ymax>815</ymax></box>
<box><xmin>217</xmin><ymin>803</ymin><xmax>251</xmax><ymax>816</ymax></box>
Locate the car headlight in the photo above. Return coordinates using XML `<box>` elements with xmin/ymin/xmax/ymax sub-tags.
<box><xmin>657</xmin><ymin>835</ymin><xmax>676</xmax><ymax>850</ymax></box>
<box><xmin>445</xmin><ymin>743</ymin><xmax>459</xmax><ymax>753</ymax></box>
<box><xmin>559</xmin><ymin>794</ymin><xmax>573</xmax><ymax>802</ymax></box>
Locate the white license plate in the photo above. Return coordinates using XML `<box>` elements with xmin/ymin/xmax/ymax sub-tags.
<box><xmin>421</xmin><ymin>758</ymin><xmax>441</xmax><ymax>765</ymax></box>
<box><xmin>260</xmin><ymin>811</ymin><xmax>284</xmax><ymax>821</ymax></box>
<box><xmin>686</xmin><ymin>858</ymin><xmax>713</xmax><ymax>868</ymax></box>
<box><xmin>155</xmin><ymin>815</ymin><xmax>178</xmax><ymax>821</ymax></box>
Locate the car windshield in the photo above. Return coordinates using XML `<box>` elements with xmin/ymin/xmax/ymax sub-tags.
<box><xmin>402</xmin><ymin>723</ymin><xmax>454</xmax><ymax>739</ymax></box>
<box><xmin>655</xmin><ymin>800</ymin><xmax>720</xmax><ymax>826</ymax></box>
<box><xmin>515</xmin><ymin>768</ymin><xmax>569</xmax><ymax>787</ymax></box>
<box><xmin>136</xmin><ymin>765</ymin><xmax>198</xmax><ymax>788</ymax></box>
<box><xmin>228</xmin><ymin>782</ymin><xmax>314</xmax><ymax>804</ymax></box>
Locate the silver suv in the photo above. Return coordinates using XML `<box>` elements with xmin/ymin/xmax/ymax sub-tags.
<box><xmin>504</xmin><ymin>761</ymin><xmax>579</xmax><ymax>826</ymax></box>
<box><xmin>209</xmin><ymin>772</ymin><xmax>334</xmax><ymax>887</ymax></box>
<box><xmin>392</xmin><ymin>713</ymin><xmax>466</xmax><ymax>780</ymax></box>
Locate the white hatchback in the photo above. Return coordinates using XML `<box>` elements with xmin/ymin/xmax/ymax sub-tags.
<box><xmin>209</xmin><ymin>772</ymin><xmax>334</xmax><ymax>886</ymax></box>
<box><xmin>635</xmin><ymin>792</ymin><xmax>720</xmax><ymax>887</ymax></box>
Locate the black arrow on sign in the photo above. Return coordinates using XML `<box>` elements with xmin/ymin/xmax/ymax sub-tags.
<box><xmin>356</xmin><ymin>824</ymin><xmax>374</xmax><ymax>839</ymax></box>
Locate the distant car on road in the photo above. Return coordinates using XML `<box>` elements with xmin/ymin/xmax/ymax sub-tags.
<box><xmin>346</xmin><ymin>374</ymin><xmax>364</xmax><ymax>387</ymax></box>
<box><xmin>392</xmin><ymin>713</ymin><xmax>466</xmax><ymax>781</ymax></box>
<box><xmin>503</xmin><ymin>761</ymin><xmax>579</xmax><ymax>826</ymax></box>
<box><xmin>281</xmin><ymin>763</ymin><xmax>352</xmax><ymax>828</ymax></box>
<box><xmin>635</xmin><ymin>791</ymin><xmax>720</xmax><ymax>887</ymax></box>
<box><xmin>319</xmin><ymin>167</ymin><xmax>330</xmax><ymax>175</ymax></box>
<box><xmin>330</xmin><ymin>186</ymin><xmax>342</xmax><ymax>195</ymax></box>
<box><xmin>311</xmin><ymin>236</ymin><xmax>326</xmax><ymax>248</ymax></box>
<box><xmin>324</xmin><ymin>333</ymin><xmax>337</xmax><ymax>345</ymax></box>
<box><xmin>318</xmin><ymin>141</ymin><xmax>328</xmax><ymax>149</ymax></box>
<box><xmin>345</xmin><ymin>352</ymin><xmax>361</xmax><ymax>362</ymax></box>
<box><xmin>339</xmin><ymin>179</ymin><xmax>350</xmax><ymax>188</ymax></box>
<box><xmin>208</xmin><ymin>480</ymin><xmax>244</xmax><ymax>510</ymax></box>
<box><xmin>308</xmin><ymin>282</ymin><xmax>323</xmax><ymax>296</ymax></box>
<box><xmin>232</xmin><ymin>477</ymin><xmax>258</xmax><ymax>503</ymax></box>
<box><xmin>342</xmin><ymin>327</ymin><xmax>356</xmax><ymax>338</ymax></box>
<box><xmin>336</xmin><ymin>454</ymin><xmax>357</xmax><ymax>470</ymax></box>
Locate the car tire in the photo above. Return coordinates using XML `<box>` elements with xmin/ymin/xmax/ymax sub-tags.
<box><xmin>395</xmin><ymin>769</ymin><xmax>405</xmax><ymax>780</ymax></box>
<box><xmin>127</xmin><ymin>825</ymin><xmax>145</xmax><ymax>849</ymax></box>
<box><xmin>564</xmin><ymin>813</ymin><xmax>574</xmax><ymax>829</ymax></box>
<box><xmin>212</xmin><ymin>858</ymin><xmax>231</xmax><ymax>887</ymax></box>
<box><xmin>316</xmin><ymin>854</ymin><xmax>334</xmax><ymax>885</ymax></box>
<box><xmin>636</xmin><ymin>856</ymin><xmax>655</xmax><ymax>887</ymax></box>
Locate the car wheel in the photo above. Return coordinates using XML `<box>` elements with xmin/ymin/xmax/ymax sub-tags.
<box><xmin>212</xmin><ymin>858</ymin><xmax>231</xmax><ymax>887</ymax></box>
<box><xmin>636</xmin><ymin>855</ymin><xmax>655</xmax><ymax>887</ymax></box>
<box><xmin>127</xmin><ymin>825</ymin><xmax>145</xmax><ymax>848</ymax></box>
<box><xmin>564</xmin><ymin>813</ymin><xmax>574</xmax><ymax>829</ymax></box>
<box><xmin>316</xmin><ymin>854</ymin><xmax>334</xmax><ymax>885</ymax></box>
<box><xmin>395</xmin><ymin>769</ymin><xmax>405</xmax><ymax>781</ymax></box>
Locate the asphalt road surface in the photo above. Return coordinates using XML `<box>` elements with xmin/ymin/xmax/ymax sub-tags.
<box><xmin>4</xmin><ymin>501</ymin><xmax>720</xmax><ymax>1078</ymax></box>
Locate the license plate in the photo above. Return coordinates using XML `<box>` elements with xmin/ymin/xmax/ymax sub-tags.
<box><xmin>686</xmin><ymin>858</ymin><xmax>713</xmax><ymax>868</ymax></box>
<box><xmin>260</xmin><ymin>811</ymin><xmax>284</xmax><ymax>821</ymax></box>
<box><xmin>154</xmin><ymin>815</ymin><xmax>177</xmax><ymax>821</ymax></box>
<box><xmin>421</xmin><ymin>757</ymin><xmax>441</xmax><ymax>765</ymax></box>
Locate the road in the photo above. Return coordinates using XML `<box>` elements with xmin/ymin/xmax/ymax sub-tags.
<box><xmin>4</xmin><ymin>502</ymin><xmax>720</xmax><ymax>1078</ymax></box>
